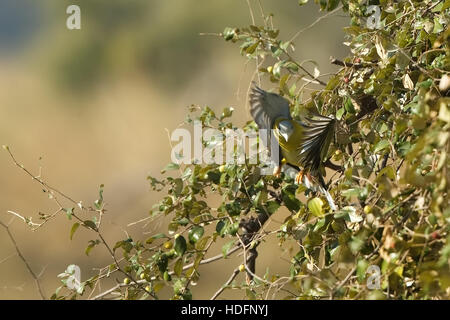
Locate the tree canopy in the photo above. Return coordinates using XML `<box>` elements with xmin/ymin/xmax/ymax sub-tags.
<box><xmin>4</xmin><ymin>0</ymin><xmax>449</xmax><ymax>300</ymax></box>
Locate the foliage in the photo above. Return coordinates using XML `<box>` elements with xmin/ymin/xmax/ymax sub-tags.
<box><xmin>5</xmin><ymin>0</ymin><xmax>450</xmax><ymax>300</ymax></box>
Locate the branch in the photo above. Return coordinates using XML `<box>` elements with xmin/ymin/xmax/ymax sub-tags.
<box><xmin>0</xmin><ymin>220</ymin><xmax>46</xmax><ymax>299</ymax></box>
<box><xmin>324</xmin><ymin>159</ymin><xmax>342</xmax><ymax>172</ymax></box>
<box><xmin>210</xmin><ymin>266</ymin><xmax>240</xmax><ymax>300</ymax></box>
<box><xmin>330</xmin><ymin>57</ymin><xmax>373</xmax><ymax>69</ymax></box>
<box><xmin>289</xmin><ymin>6</ymin><xmax>343</xmax><ymax>43</ymax></box>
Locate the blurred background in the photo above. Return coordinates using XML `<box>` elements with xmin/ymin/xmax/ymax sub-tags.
<box><xmin>0</xmin><ymin>0</ymin><xmax>348</xmax><ymax>299</ymax></box>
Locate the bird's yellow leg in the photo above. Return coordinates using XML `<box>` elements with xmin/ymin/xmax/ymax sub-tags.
<box><xmin>295</xmin><ymin>170</ymin><xmax>304</xmax><ymax>185</ymax></box>
<box><xmin>273</xmin><ymin>166</ymin><xmax>282</xmax><ymax>178</ymax></box>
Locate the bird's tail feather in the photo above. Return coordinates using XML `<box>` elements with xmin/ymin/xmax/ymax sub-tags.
<box><xmin>319</xmin><ymin>185</ymin><xmax>337</xmax><ymax>211</ymax></box>
<box><xmin>303</xmin><ymin>174</ymin><xmax>337</xmax><ymax>211</ymax></box>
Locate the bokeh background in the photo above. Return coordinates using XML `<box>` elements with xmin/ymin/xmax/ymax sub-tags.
<box><xmin>0</xmin><ymin>0</ymin><xmax>348</xmax><ymax>299</ymax></box>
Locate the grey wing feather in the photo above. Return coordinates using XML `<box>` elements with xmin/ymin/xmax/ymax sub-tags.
<box><xmin>249</xmin><ymin>85</ymin><xmax>291</xmax><ymax>130</ymax></box>
<box><xmin>249</xmin><ymin>85</ymin><xmax>292</xmax><ymax>164</ymax></box>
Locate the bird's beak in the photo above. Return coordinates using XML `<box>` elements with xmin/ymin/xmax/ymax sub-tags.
<box><xmin>281</xmin><ymin>132</ymin><xmax>289</xmax><ymax>142</ymax></box>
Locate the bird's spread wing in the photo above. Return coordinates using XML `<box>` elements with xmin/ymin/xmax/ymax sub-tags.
<box><xmin>249</xmin><ymin>85</ymin><xmax>291</xmax><ymax>163</ymax></box>
<box><xmin>297</xmin><ymin>114</ymin><xmax>335</xmax><ymax>175</ymax></box>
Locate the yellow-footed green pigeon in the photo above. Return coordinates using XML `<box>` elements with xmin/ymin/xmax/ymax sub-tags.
<box><xmin>249</xmin><ymin>85</ymin><xmax>336</xmax><ymax>210</ymax></box>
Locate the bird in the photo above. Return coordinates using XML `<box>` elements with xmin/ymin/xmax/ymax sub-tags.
<box><xmin>249</xmin><ymin>84</ymin><xmax>337</xmax><ymax>210</ymax></box>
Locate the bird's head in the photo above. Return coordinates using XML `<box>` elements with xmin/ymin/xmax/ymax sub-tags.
<box><xmin>277</xmin><ymin>119</ymin><xmax>294</xmax><ymax>142</ymax></box>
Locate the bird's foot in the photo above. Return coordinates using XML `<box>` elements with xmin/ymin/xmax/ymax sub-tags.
<box><xmin>295</xmin><ymin>171</ymin><xmax>304</xmax><ymax>185</ymax></box>
<box><xmin>273</xmin><ymin>165</ymin><xmax>282</xmax><ymax>178</ymax></box>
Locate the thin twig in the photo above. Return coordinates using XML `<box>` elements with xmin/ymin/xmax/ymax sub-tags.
<box><xmin>289</xmin><ymin>5</ymin><xmax>343</xmax><ymax>43</ymax></box>
<box><xmin>210</xmin><ymin>267</ymin><xmax>240</xmax><ymax>300</ymax></box>
<box><xmin>0</xmin><ymin>221</ymin><xmax>46</xmax><ymax>299</ymax></box>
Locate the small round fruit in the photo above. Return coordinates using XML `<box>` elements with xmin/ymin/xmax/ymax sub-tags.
<box><xmin>163</xmin><ymin>271</ymin><xmax>172</xmax><ymax>281</ymax></box>
<box><xmin>219</xmin><ymin>165</ymin><xmax>226</xmax><ymax>173</ymax></box>
<box><xmin>140</xmin><ymin>273</ymin><xmax>147</xmax><ymax>280</ymax></box>
<box><xmin>431</xmin><ymin>231</ymin><xmax>440</xmax><ymax>240</ymax></box>
<box><xmin>145</xmin><ymin>285</ymin><xmax>151</xmax><ymax>292</ymax></box>
<box><xmin>238</xmin><ymin>264</ymin><xmax>246</xmax><ymax>272</ymax></box>
<box><xmin>267</xmin><ymin>66</ymin><xmax>273</xmax><ymax>73</ymax></box>
<box><xmin>164</xmin><ymin>241</ymin><xmax>173</xmax><ymax>249</ymax></box>
<box><xmin>174</xmin><ymin>234</ymin><xmax>180</xmax><ymax>240</ymax></box>
<box><xmin>363</xmin><ymin>205</ymin><xmax>372</xmax><ymax>214</ymax></box>
<box><xmin>123</xmin><ymin>278</ymin><xmax>131</xmax><ymax>285</ymax></box>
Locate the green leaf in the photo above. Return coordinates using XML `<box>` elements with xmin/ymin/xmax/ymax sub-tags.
<box><xmin>246</xmin><ymin>41</ymin><xmax>259</xmax><ymax>54</ymax></box>
<box><xmin>308</xmin><ymin>198</ymin><xmax>324</xmax><ymax>217</ymax></box>
<box><xmin>378</xmin><ymin>166</ymin><xmax>396</xmax><ymax>180</ymax></box>
<box><xmin>161</xmin><ymin>162</ymin><xmax>180</xmax><ymax>174</ymax></box>
<box><xmin>284</xmin><ymin>61</ymin><xmax>299</xmax><ymax>72</ymax></box>
<box><xmin>146</xmin><ymin>233</ymin><xmax>167</xmax><ymax>244</ymax></box>
<box><xmin>174</xmin><ymin>235</ymin><xmax>187</xmax><ymax>256</ymax></box>
<box><xmin>113</xmin><ymin>239</ymin><xmax>133</xmax><ymax>252</ymax></box>
<box><xmin>249</xmin><ymin>25</ymin><xmax>260</xmax><ymax>32</ymax></box>
<box><xmin>70</xmin><ymin>223</ymin><xmax>80</xmax><ymax>240</ymax></box>
<box><xmin>174</xmin><ymin>258</ymin><xmax>183</xmax><ymax>277</ymax></box>
<box><xmin>273</xmin><ymin>60</ymin><xmax>283</xmax><ymax>78</ymax></box>
<box><xmin>336</xmin><ymin>107</ymin><xmax>345</xmax><ymax>120</ymax></box>
<box><xmin>222</xmin><ymin>240</ymin><xmax>235</xmax><ymax>258</ymax></box>
<box><xmin>433</xmin><ymin>17</ymin><xmax>444</xmax><ymax>34</ymax></box>
<box><xmin>225</xmin><ymin>221</ymin><xmax>239</xmax><ymax>236</ymax></box>
<box><xmin>357</xmin><ymin>259</ymin><xmax>369</xmax><ymax>282</ymax></box>
<box><xmin>188</xmin><ymin>226</ymin><xmax>204</xmax><ymax>244</ymax></box>
<box><xmin>225</xmin><ymin>201</ymin><xmax>241</xmax><ymax>216</ymax></box>
<box><xmin>298</xmin><ymin>0</ymin><xmax>308</xmax><ymax>5</ymax></box>
<box><xmin>65</xmin><ymin>208</ymin><xmax>74</xmax><ymax>220</ymax></box>
<box><xmin>266</xmin><ymin>201</ymin><xmax>280</xmax><ymax>215</ymax></box>
<box><xmin>373</xmin><ymin>139</ymin><xmax>390</xmax><ymax>153</ymax></box>
<box><xmin>416</xmin><ymin>79</ymin><xmax>432</xmax><ymax>89</ymax></box>
<box><xmin>327</xmin><ymin>0</ymin><xmax>340</xmax><ymax>11</ymax></box>
<box><xmin>195</xmin><ymin>236</ymin><xmax>210</xmax><ymax>250</ymax></box>
<box><xmin>157</xmin><ymin>254</ymin><xmax>168</xmax><ymax>273</ymax></box>
<box><xmin>216</xmin><ymin>220</ymin><xmax>227</xmax><ymax>236</ymax></box>
<box><xmin>220</xmin><ymin>107</ymin><xmax>234</xmax><ymax>120</ymax></box>
<box><xmin>282</xmin><ymin>185</ymin><xmax>301</xmax><ymax>212</ymax></box>
<box><xmin>83</xmin><ymin>220</ymin><xmax>97</xmax><ymax>231</ymax></box>
<box><xmin>94</xmin><ymin>184</ymin><xmax>104</xmax><ymax>209</ymax></box>
<box><xmin>313</xmin><ymin>217</ymin><xmax>327</xmax><ymax>232</ymax></box>
<box><xmin>152</xmin><ymin>233</ymin><xmax>167</xmax><ymax>239</ymax></box>
<box><xmin>344</xmin><ymin>98</ymin><xmax>356</xmax><ymax>114</ymax></box>
<box><xmin>246</xmin><ymin>288</ymin><xmax>257</xmax><ymax>299</ymax></box>
<box><xmin>85</xmin><ymin>240</ymin><xmax>100</xmax><ymax>256</ymax></box>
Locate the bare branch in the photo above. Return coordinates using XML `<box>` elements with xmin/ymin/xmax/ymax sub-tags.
<box><xmin>0</xmin><ymin>221</ymin><xmax>46</xmax><ymax>299</ymax></box>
